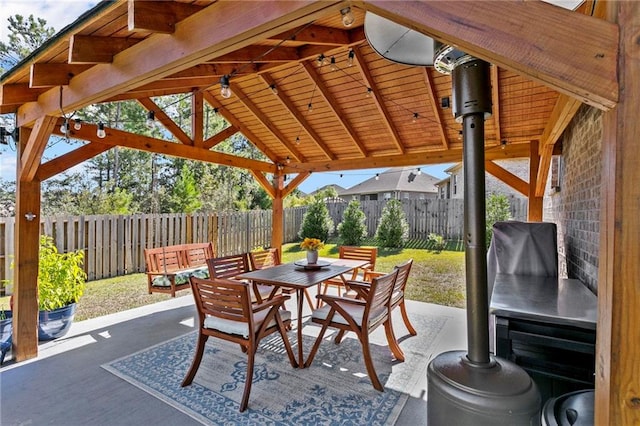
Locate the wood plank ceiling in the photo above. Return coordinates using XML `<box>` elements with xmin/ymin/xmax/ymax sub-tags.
<box><xmin>0</xmin><ymin>1</ymin><xmax>602</xmax><ymax>193</ymax></box>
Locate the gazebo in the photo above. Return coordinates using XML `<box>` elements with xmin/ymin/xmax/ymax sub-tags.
<box><xmin>0</xmin><ymin>1</ymin><xmax>637</xmax><ymax>423</ymax></box>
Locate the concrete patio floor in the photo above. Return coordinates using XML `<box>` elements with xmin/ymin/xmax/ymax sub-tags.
<box><xmin>0</xmin><ymin>293</ymin><xmax>467</xmax><ymax>426</ymax></box>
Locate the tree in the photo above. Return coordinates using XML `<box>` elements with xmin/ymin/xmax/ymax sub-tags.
<box><xmin>299</xmin><ymin>199</ymin><xmax>334</xmax><ymax>242</ymax></box>
<box><xmin>0</xmin><ymin>14</ymin><xmax>55</xmax><ymax>73</ymax></box>
<box><xmin>375</xmin><ymin>199</ymin><xmax>409</xmax><ymax>248</ymax></box>
<box><xmin>338</xmin><ymin>200</ymin><xmax>367</xmax><ymax>245</ymax></box>
<box><xmin>168</xmin><ymin>164</ymin><xmax>202</xmax><ymax>213</ymax></box>
<box><xmin>486</xmin><ymin>193</ymin><xmax>512</xmax><ymax>247</ymax></box>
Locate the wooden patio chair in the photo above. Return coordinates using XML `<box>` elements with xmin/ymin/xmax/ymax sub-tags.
<box><xmin>207</xmin><ymin>253</ymin><xmax>274</xmax><ymax>302</ymax></box>
<box><xmin>305</xmin><ymin>269</ymin><xmax>402</xmax><ymax>391</ymax></box>
<box><xmin>319</xmin><ymin>246</ymin><xmax>377</xmax><ymax>307</ymax></box>
<box><xmin>182</xmin><ymin>276</ymin><xmax>296</xmax><ymax>412</ymax></box>
<box><xmin>340</xmin><ymin>259</ymin><xmax>416</xmax><ymax>361</ymax></box>
<box><xmin>249</xmin><ymin>248</ymin><xmax>315</xmax><ymax>311</ymax></box>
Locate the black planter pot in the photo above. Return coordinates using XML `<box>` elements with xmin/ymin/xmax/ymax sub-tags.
<box><xmin>38</xmin><ymin>303</ymin><xmax>77</xmax><ymax>341</ymax></box>
<box><xmin>0</xmin><ymin>311</ymin><xmax>12</xmax><ymax>364</ymax></box>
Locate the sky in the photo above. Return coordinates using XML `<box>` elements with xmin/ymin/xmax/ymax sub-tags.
<box><xmin>0</xmin><ymin>0</ymin><xmax>453</xmax><ymax>192</ymax></box>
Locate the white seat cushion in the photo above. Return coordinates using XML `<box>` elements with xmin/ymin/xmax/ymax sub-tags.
<box><xmin>312</xmin><ymin>302</ymin><xmax>386</xmax><ymax>327</ymax></box>
<box><xmin>204</xmin><ymin>309</ymin><xmax>291</xmax><ymax>338</ymax></box>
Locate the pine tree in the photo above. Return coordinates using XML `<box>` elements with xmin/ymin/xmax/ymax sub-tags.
<box><xmin>338</xmin><ymin>200</ymin><xmax>367</xmax><ymax>245</ymax></box>
<box><xmin>485</xmin><ymin>193</ymin><xmax>512</xmax><ymax>247</ymax></box>
<box><xmin>375</xmin><ymin>200</ymin><xmax>408</xmax><ymax>248</ymax></box>
<box><xmin>299</xmin><ymin>199</ymin><xmax>334</xmax><ymax>242</ymax></box>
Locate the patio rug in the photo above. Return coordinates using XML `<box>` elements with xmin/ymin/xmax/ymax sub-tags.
<box><xmin>102</xmin><ymin>313</ymin><xmax>448</xmax><ymax>425</ymax></box>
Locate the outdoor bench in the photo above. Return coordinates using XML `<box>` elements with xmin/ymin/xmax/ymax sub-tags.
<box><xmin>144</xmin><ymin>242</ymin><xmax>215</xmax><ymax>297</ymax></box>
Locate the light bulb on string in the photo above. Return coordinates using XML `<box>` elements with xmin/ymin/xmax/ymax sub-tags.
<box><xmin>295</xmin><ymin>136</ymin><xmax>301</xmax><ymax>145</ymax></box>
<box><xmin>375</xmin><ymin>173</ymin><xmax>380</xmax><ymax>181</ymax></box>
<box><xmin>97</xmin><ymin>122</ymin><xmax>106</xmax><ymax>139</ymax></box>
<box><xmin>340</xmin><ymin>7</ymin><xmax>355</xmax><ymax>27</ymax></box>
<box><xmin>417</xmin><ymin>168</ymin><xmax>422</xmax><ymax>175</ymax></box>
<box><xmin>270</xmin><ymin>84</ymin><xmax>278</xmax><ymax>95</ymax></box>
<box><xmin>317</xmin><ymin>54</ymin><xmax>326</xmax><ymax>67</ymax></box>
<box><xmin>308</xmin><ymin>103</ymin><xmax>313</xmax><ymax>112</ymax></box>
<box><xmin>412</xmin><ymin>112</ymin><xmax>419</xmax><ymax>123</ymax></box>
<box><xmin>286</xmin><ymin>156</ymin><xmax>291</xmax><ymax>164</ymax></box>
<box><xmin>212</xmin><ymin>107</ymin><xmax>219</xmax><ymax>116</ymax></box>
<box><xmin>330</xmin><ymin>56</ymin><xmax>337</xmax><ymax>72</ymax></box>
<box><xmin>366</xmin><ymin>87</ymin><xmax>372</xmax><ymax>97</ymax></box>
<box><xmin>73</xmin><ymin>119</ymin><xmax>82</xmax><ymax>130</ymax></box>
<box><xmin>59</xmin><ymin>119</ymin><xmax>69</xmax><ymax>135</ymax></box>
<box><xmin>347</xmin><ymin>49</ymin><xmax>355</xmax><ymax>67</ymax></box>
<box><xmin>146</xmin><ymin>110</ymin><xmax>155</xmax><ymax>129</ymax></box>
<box><xmin>220</xmin><ymin>75</ymin><xmax>232</xmax><ymax>99</ymax></box>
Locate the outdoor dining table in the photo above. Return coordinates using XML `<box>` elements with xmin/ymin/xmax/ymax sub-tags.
<box><xmin>236</xmin><ymin>257</ymin><xmax>368</xmax><ymax>367</ymax></box>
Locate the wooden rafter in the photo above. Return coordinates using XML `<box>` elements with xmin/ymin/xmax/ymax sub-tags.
<box><xmin>420</xmin><ymin>67</ymin><xmax>448</xmax><ymax>149</ymax></box>
<box><xmin>203</xmin><ymin>126</ymin><xmax>238</xmax><ymax>150</ymax></box>
<box><xmin>202</xmin><ymin>91</ymin><xmax>279</xmax><ymax>163</ymax></box>
<box><xmin>127</xmin><ymin>0</ymin><xmax>205</xmax><ymax>34</ymax></box>
<box><xmin>18</xmin><ymin>0</ymin><xmax>343</xmax><ymax>127</ymax></box>
<box><xmin>259</xmin><ymin>73</ymin><xmax>334</xmax><ymax>160</ymax></box>
<box><xmin>233</xmin><ymin>84</ymin><xmax>306</xmax><ymax>162</ymax></box>
<box><xmin>283</xmin><ymin>171</ymin><xmax>310</xmax><ymax>197</ymax></box>
<box><xmin>137</xmin><ymin>97</ymin><xmax>192</xmax><ymax>145</ymax></box>
<box><xmin>301</xmin><ymin>61</ymin><xmax>367</xmax><ymax>157</ymax></box>
<box><xmin>29</xmin><ymin>63</ymin><xmax>92</xmax><ymax>88</ymax></box>
<box><xmin>485</xmin><ymin>160</ymin><xmax>528</xmax><ymax>196</ymax></box>
<box><xmin>167</xmin><ymin>63</ymin><xmax>256</xmax><ymax>79</ymax></box>
<box><xmin>364</xmin><ymin>0</ymin><xmax>617</xmax><ymax>110</ymax></box>
<box><xmin>250</xmin><ymin>170</ymin><xmax>276</xmax><ymax>199</ymax></box>
<box><xmin>268</xmin><ymin>24</ymin><xmax>351</xmax><ymax>46</ymax></box>
<box><xmin>214</xmin><ymin>46</ymin><xmax>305</xmax><ymax>63</ymax></box>
<box><xmin>353</xmin><ymin>46</ymin><xmax>405</xmax><ymax>155</ymax></box>
<box><xmin>20</xmin><ymin>115</ymin><xmax>57</xmax><ymax>182</ymax></box>
<box><xmin>59</xmin><ymin>122</ymin><xmax>276</xmax><ymax>173</ymax></box>
<box><xmin>68</xmin><ymin>35</ymin><xmax>140</xmax><ymax>64</ymax></box>
<box><xmin>535</xmin><ymin>94</ymin><xmax>582</xmax><ymax>196</ymax></box>
<box><xmin>0</xmin><ymin>84</ymin><xmax>46</xmax><ymax>108</ymax></box>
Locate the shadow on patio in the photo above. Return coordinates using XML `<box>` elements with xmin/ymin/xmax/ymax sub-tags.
<box><xmin>0</xmin><ymin>295</ymin><xmax>466</xmax><ymax>425</ymax></box>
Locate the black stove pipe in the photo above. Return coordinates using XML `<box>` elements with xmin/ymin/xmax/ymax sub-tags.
<box><xmin>452</xmin><ymin>57</ymin><xmax>492</xmax><ymax>366</ymax></box>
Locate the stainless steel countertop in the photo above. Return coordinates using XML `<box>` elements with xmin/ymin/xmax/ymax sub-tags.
<box><xmin>489</xmin><ymin>273</ymin><xmax>597</xmax><ymax>330</ymax></box>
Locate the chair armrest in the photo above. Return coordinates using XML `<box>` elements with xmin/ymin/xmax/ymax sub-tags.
<box><xmin>316</xmin><ymin>294</ymin><xmax>366</xmax><ymax>306</ymax></box>
<box><xmin>252</xmin><ymin>294</ymin><xmax>290</xmax><ymax>313</ymax></box>
<box><xmin>345</xmin><ymin>280</ymin><xmax>371</xmax><ymax>290</ymax></box>
<box><xmin>363</xmin><ymin>270</ymin><xmax>386</xmax><ymax>281</ymax></box>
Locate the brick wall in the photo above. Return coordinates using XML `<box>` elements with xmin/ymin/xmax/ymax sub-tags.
<box><xmin>544</xmin><ymin>104</ymin><xmax>602</xmax><ymax>293</ymax></box>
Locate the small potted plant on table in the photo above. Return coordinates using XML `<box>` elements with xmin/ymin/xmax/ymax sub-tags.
<box><xmin>300</xmin><ymin>237</ymin><xmax>324</xmax><ymax>264</ymax></box>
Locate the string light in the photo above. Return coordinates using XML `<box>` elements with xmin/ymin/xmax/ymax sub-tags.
<box><xmin>59</xmin><ymin>119</ymin><xmax>69</xmax><ymax>135</ymax></box>
<box><xmin>347</xmin><ymin>49</ymin><xmax>355</xmax><ymax>67</ymax></box>
<box><xmin>340</xmin><ymin>7</ymin><xmax>355</xmax><ymax>27</ymax></box>
<box><xmin>146</xmin><ymin>110</ymin><xmax>155</xmax><ymax>129</ymax></box>
<box><xmin>295</xmin><ymin>136</ymin><xmax>301</xmax><ymax>144</ymax></box>
<box><xmin>97</xmin><ymin>122</ymin><xmax>106</xmax><ymax>138</ymax></box>
<box><xmin>286</xmin><ymin>156</ymin><xmax>291</xmax><ymax>164</ymax></box>
<box><xmin>501</xmin><ymin>139</ymin><xmax>507</xmax><ymax>150</ymax></box>
<box><xmin>330</xmin><ymin>56</ymin><xmax>337</xmax><ymax>72</ymax></box>
<box><xmin>412</xmin><ymin>112</ymin><xmax>419</xmax><ymax>123</ymax></box>
<box><xmin>220</xmin><ymin>75</ymin><xmax>232</xmax><ymax>99</ymax></box>
<box><xmin>366</xmin><ymin>87</ymin><xmax>372</xmax><ymax>97</ymax></box>
<box><xmin>212</xmin><ymin>107</ymin><xmax>219</xmax><ymax>115</ymax></box>
<box><xmin>375</xmin><ymin>173</ymin><xmax>380</xmax><ymax>181</ymax></box>
<box><xmin>317</xmin><ymin>54</ymin><xmax>326</xmax><ymax>66</ymax></box>
<box><xmin>417</xmin><ymin>167</ymin><xmax>422</xmax><ymax>175</ymax></box>
<box><xmin>73</xmin><ymin>118</ymin><xmax>82</xmax><ymax>130</ymax></box>
<box><xmin>270</xmin><ymin>84</ymin><xmax>278</xmax><ymax>95</ymax></box>
<box><xmin>307</xmin><ymin>102</ymin><xmax>313</xmax><ymax>112</ymax></box>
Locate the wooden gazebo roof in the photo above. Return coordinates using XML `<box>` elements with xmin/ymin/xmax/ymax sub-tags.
<box><xmin>1</xmin><ymin>2</ymin><xmax>638</xmax><ymax>424</ymax></box>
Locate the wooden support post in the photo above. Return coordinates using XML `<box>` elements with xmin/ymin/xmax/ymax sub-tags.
<box><xmin>527</xmin><ymin>140</ymin><xmax>543</xmax><ymax>221</ymax></box>
<box><xmin>596</xmin><ymin>2</ymin><xmax>640</xmax><ymax>424</ymax></box>
<box><xmin>13</xmin><ymin>127</ymin><xmax>41</xmax><ymax>361</ymax></box>
<box><xmin>271</xmin><ymin>173</ymin><xmax>284</xmax><ymax>251</ymax></box>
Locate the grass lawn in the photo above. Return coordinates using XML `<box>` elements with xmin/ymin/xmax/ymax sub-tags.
<box><xmin>2</xmin><ymin>239</ymin><xmax>466</xmax><ymax>322</ymax></box>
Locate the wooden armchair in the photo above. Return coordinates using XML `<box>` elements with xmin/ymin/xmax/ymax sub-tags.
<box><xmin>249</xmin><ymin>248</ymin><xmax>315</xmax><ymax>311</ymax></box>
<box><xmin>343</xmin><ymin>259</ymin><xmax>416</xmax><ymax>361</ymax></box>
<box><xmin>319</xmin><ymin>246</ymin><xmax>377</xmax><ymax>306</ymax></box>
<box><xmin>305</xmin><ymin>269</ymin><xmax>402</xmax><ymax>391</ymax></box>
<box><xmin>182</xmin><ymin>277</ymin><xmax>296</xmax><ymax>412</ymax></box>
<box><xmin>207</xmin><ymin>253</ymin><xmax>274</xmax><ymax>302</ymax></box>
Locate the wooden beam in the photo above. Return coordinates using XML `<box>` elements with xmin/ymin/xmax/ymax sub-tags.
<box><xmin>214</xmin><ymin>45</ymin><xmax>304</xmax><ymax>63</ymax></box>
<box><xmin>283</xmin><ymin>171</ymin><xmax>310</xmax><ymax>198</ymax></box>
<box><xmin>19</xmin><ymin>115</ymin><xmax>57</xmax><ymax>182</ymax></box>
<box><xmin>484</xmin><ymin>160</ymin><xmax>528</xmax><ymax>196</ymax></box>
<box><xmin>68</xmin><ymin>35</ymin><xmax>139</xmax><ymax>64</ymax></box>
<box><xmin>60</xmin><ymin>122</ymin><xmax>276</xmax><ymax>173</ymax></box>
<box><xmin>353</xmin><ymin>46</ymin><xmax>405</xmax><ymax>154</ymax></box>
<box><xmin>202</xmin><ymin>91</ymin><xmax>280</xmax><ymax>163</ymax></box>
<box><xmin>535</xmin><ymin>94</ymin><xmax>582</xmax><ymax>196</ymax></box>
<box><xmin>260</xmin><ymin>73</ymin><xmax>335</xmax><ymax>160</ymax></box>
<box><xmin>128</xmin><ymin>0</ymin><xmax>205</xmax><ymax>33</ymax></box>
<box><xmin>302</xmin><ymin>61</ymin><xmax>367</xmax><ymax>156</ymax></box>
<box><xmin>1</xmin><ymin>84</ymin><xmax>44</xmax><ymax>106</ymax></box>
<box><xmin>192</xmin><ymin>91</ymin><xmax>204</xmax><ymax>147</ymax></box>
<box><xmin>137</xmin><ymin>97</ymin><xmax>191</xmax><ymax>145</ymax></box>
<box><xmin>167</xmin><ymin>63</ymin><xmax>254</xmax><ymax>79</ymax></box>
<box><xmin>233</xmin><ymin>84</ymin><xmax>306</xmax><ymax>162</ymax></box>
<box><xmin>364</xmin><ymin>0</ymin><xmax>618</xmax><ymax>110</ymax></box>
<box><xmin>527</xmin><ymin>140</ymin><xmax>542</xmax><ymax>220</ymax></box>
<box><xmin>29</xmin><ymin>63</ymin><xmax>92</xmax><ymax>88</ymax></box>
<box><xmin>19</xmin><ymin>1</ymin><xmax>343</xmax><ymax>127</ymax></box>
<box><xmin>269</xmin><ymin>24</ymin><xmax>351</xmax><ymax>46</ymax></box>
<box><xmin>421</xmin><ymin>67</ymin><xmax>448</xmax><ymax>149</ymax></box>
<box><xmin>203</xmin><ymin>126</ymin><xmax>238</xmax><ymax>150</ymax></box>
<box><xmin>36</xmin><ymin>141</ymin><xmax>112</xmax><ymax>181</ymax></box>
<box><xmin>13</xmin><ymin>126</ymin><xmax>40</xmax><ymax>361</ymax></box>
<box><xmin>271</xmin><ymin>173</ymin><xmax>285</xmax><ymax>249</ymax></box>
<box><xmin>596</xmin><ymin>2</ymin><xmax>640</xmax><ymax>424</ymax></box>
<box><xmin>250</xmin><ymin>170</ymin><xmax>276</xmax><ymax>199</ymax></box>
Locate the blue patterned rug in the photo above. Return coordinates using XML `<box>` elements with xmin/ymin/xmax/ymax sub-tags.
<box><xmin>103</xmin><ymin>313</ymin><xmax>447</xmax><ymax>425</ymax></box>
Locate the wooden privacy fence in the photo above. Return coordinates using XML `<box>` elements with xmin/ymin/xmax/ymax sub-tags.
<box><xmin>0</xmin><ymin>198</ymin><xmax>526</xmax><ymax>286</ymax></box>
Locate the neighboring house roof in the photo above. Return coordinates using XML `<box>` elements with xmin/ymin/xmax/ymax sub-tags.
<box><xmin>340</xmin><ymin>167</ymin><xmax>439</xmax><ymax>196</ymax></box>
<box><xmin>308</xmin><ymin>184</ymin><xmax>346</xmax><ymax>197</ymax></box>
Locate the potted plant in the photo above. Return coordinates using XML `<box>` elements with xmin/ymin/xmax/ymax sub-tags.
<box><xmin>300</xmin><ymin>237</ymin><xmax>324</xmax><ymax>264</ymax></box>
<box><xmin>36</xmin><ymin>235</ymin><xmax>87</xmax><ymax>340</ymax></box>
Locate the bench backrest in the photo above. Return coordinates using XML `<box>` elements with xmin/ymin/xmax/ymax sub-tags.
<box><xmin>144</xmin><ymin>242</ymin><xmax>214</xmax><ymax>273</ymax></box>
